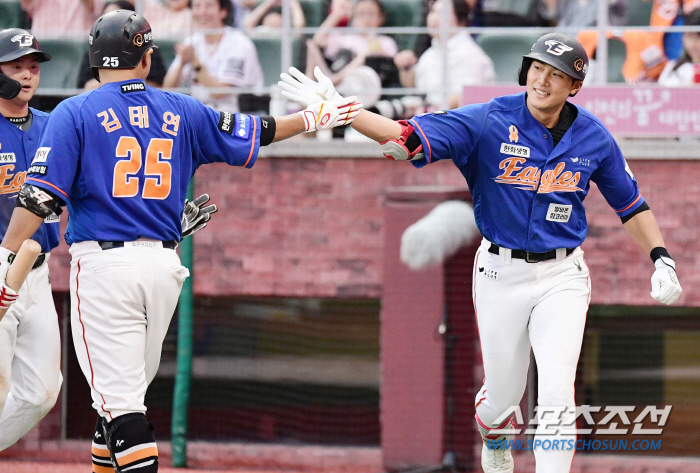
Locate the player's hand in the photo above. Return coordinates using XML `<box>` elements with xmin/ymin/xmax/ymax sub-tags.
<box><xmin>181</xmin><ymin>194</ymin><xmax>218</xmax><ymax>239</ymax></box>
<box><xmin>279</xmin><ymin>66</ymin><xmax>341</xmax><ymax>107</ymax></box>
<box><xmin>299</xmin><ymin>96</ymin><xmax>362</xmax><ymax>132</ymax></box>
<box><xmin>650</xmin><ymin>258</ymin><xmax>682</xmax><ymax>305</ymax></box>
<box><xmin>0</xmin><ymin>247</ymin><xmax>18</xmax><ymax>310</ymax></box>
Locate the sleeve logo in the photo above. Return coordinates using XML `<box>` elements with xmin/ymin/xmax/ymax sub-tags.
<box><xmin>28</xmin><ymin>164</ymin><xmax>48</xmax><ymax>175</ymax></box>
<box><xmin>218</xmin><ymin>111</ymin><xmax>234</xmax><ymax>135</ymax></box>
<box><xmin>32</xmin><ymin>147</ymin><xmax>50</xmax><ymax>163</ymax></box>
<box><xmin>234</xmin><ymin>114</ymin><xmax>251</xmax><ymax>140</ymax></box>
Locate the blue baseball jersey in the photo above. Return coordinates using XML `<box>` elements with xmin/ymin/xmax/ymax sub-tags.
<box><xmin>26</xmin><ymin>80</ymin><xmax>260</xmax><ymax>245</ymax></box>
<box><xmin>410</xmin><ymin>93</ymin><xmax>645</xmax><ymax>252</ymax></box>
<box><xmin>0</xmin><ymin>109</ymin><xmax>60</xmax><ymax>253</ymax></box>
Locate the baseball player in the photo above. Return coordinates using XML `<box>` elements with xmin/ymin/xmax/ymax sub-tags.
<box><xmin>0</xmin><ymin>28</ymin><xmax>62</xmax><ymax>451</ymax></box>
<box><xmin>0</xmin><ymin>10</ymin><xmax>359</xmax><ymax>473</ymax></box>
<box><xmin>279</xmin><ymin>33</ymin><xmax>682</xmax><ymax>473</ymax></box>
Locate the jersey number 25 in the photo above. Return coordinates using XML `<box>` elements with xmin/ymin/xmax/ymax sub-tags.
<box><xmin>113</xmin><ymin>136</ymin><xmax>172</xmax><ymax>200</ymax></box>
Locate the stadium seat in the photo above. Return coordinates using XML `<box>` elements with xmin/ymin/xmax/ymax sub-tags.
<box><xmin>382</xmin><ymin>0</ymin><xmax>424</xmax><ymax>51</ymax></box>
<box><xmin>157</xmin><ymin>39</ymin><xmax>178</xmax><ymax>70</ymax></box>
<box><xmin>476</xmin><ymin>33</ymin><xmax>540</xmax><ymax>83</ymax></box>
<box><xmin>0</xmin><ymin>0</ymin><xmax>22</xmax><ymax>29</ymax></box>
<box><xmin>252</xmin><ymin>37</ymin><xmax>303</xmax><ymax>86</ymax></box>
<box><xmin>37</xmin><ymin>39</ymin><xmax>88</xmax><ymax>89</ymax></box>
<box><xmin>606</xmin><ymin>37</ymin><xmax>627</xmax><ymax>83</ymax></box>
<box><xmin>625</xmin><ymin>0</ymin><xmax>654</xmax><ymax>26</ymax></box>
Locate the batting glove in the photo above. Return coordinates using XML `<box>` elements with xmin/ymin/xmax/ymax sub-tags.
<box><xmin>181</xmin><ymin>194</ymin><xmax>218</xmax><ymax>239</ymax></box>
<box><xmin>299</xmin><ymin>96</ymin><xmax>362</xmax><ymax>132</ymax></box>
<box><xmin>279</xmin><ymin>66</ymin><xmax>342</xmax><ymax>106</ymax></box>
<box><xmin>0</xmin><ymin>247</ymin><xmax>18</xmax><ymax>309</ymax></box>
<box><xmin>650</xmin><ymin>257</ymin><xmax>682</xmax><ymax>305</ymax></box>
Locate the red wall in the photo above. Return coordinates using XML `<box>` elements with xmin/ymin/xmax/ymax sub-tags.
<box><xmin>47</xmin><ymin>158</ymin><xmax>699</xmax><ymax>306</ymax></box>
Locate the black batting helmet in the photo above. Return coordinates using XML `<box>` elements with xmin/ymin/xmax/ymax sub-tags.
<box><xmin>518</xmin><ymin>33</ymin><xmax>589</xmax><ymax>86</ymax></box>
<box><xmin>88</xmin><ymin>10</ymin><xmax>157</xmax><ymax>82</ymax></box>
<box><xmin>0</xmin><ymin>28</ymin><xmax>51</xmax><ymax>100</ymax></box>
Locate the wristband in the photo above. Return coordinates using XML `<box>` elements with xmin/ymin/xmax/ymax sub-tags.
<box><xmin>650</xmin><ymin>246</ymin><xmax>675</xmax><ymax>269</ymax></box>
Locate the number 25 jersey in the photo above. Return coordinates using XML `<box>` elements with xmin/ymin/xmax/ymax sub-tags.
<box><xmin>26</xmin><ymin>80</ymin><xmax>260</xmax><ymax>245</ymax></box>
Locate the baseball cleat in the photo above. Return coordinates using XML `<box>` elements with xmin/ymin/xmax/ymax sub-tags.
<box><xmin>481</xmin><ymin>439</ymin><xmax>514</xmax><ymax>473</ymax></box>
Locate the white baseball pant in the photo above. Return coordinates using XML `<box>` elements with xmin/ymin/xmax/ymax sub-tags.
<box><xmin>0</xmin><ymin>255</ymin><xmax>62</xmax><ymax>450</ymax></box>
<box><xmin>69</xmin><ymin>241</ymin><xmax>189</xmax><ymax>421</ymax></box>
<box><xmin>473</xmin><ymin>239</ymin><xmax>590</xmax><ymax>473</ymax></box>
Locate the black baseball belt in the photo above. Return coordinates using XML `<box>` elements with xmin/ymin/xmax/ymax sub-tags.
<box><xmin>32</xmin><ymin>253</ymin><xmax>47</xmax><ymax>269</ymax></box>
<box><xmin>98</xmin><ymin>240</ymin><xmax>177</xmax><ymax>250</ymax></box>
<box><xmin>488</xmin><ymin>243</ymin><xmax>575</xmax><ymax>263</ymax></box>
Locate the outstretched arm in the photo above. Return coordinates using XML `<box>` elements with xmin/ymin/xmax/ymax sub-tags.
<box><xmin>622</xmin><ymin>208</ymin><xmax>664</xmax><ymax>253</ymax></box>
<box><xmin>350</xmin><ymin>109</ymin><xmax>402</xmax><ymax>143</ymax></box>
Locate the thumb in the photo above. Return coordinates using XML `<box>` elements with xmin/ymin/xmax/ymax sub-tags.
<box><xmin>650</xmin><ymin>274</ymin><xmax>661</xmax><ymax>299</ymax></box>
<box><xmin>314</xmin><ymin>66</ymin><xmax>330</xmax><ymax>84</ymax></box>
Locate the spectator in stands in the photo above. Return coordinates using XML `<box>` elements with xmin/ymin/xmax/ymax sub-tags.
<box><xmin>77</xmin><ymin>1</ymin><xmax>166</xmax><ymax>90</ymax></box>
<box><xmin>305</xmin><ymin>0</ymin><xmax>398</xmax><ymax>85</ymax></box>
<box><xmin>232</xmin><ymin>0</ymin><xmax>258</xmax><ymax>26</ymax></box>
<box><xmin>20</xmin><ymin>0</ymin><xmax>103</xmax><ymax>34</ymax></box>
<box><xmin>144</xmin><ymin>0</ymin><xmax>194</xmax><ymax>38</ymax></box>
<box><xmin>478</xmin><ymin>0</ymin><xmax>542</xmax><ymax>26</ymax></box>
<box><xmin>538</xmin><ymin>0</ymin><xmax>627</xmax><ymax>27</ymax></box>
<box><xmin>163</xmin><ymin>0</ymin><xmax>264</xmax><ymax>111</ymax></box>
<box><xmin>393</xmin><ymin>0</ymin><xmax>495</xmax><ymax>109</ymax></box>
<box><xmin>243</xmin><ymin>0</ymin><xmax>306</xmax><ymax>29</ymax></box>
<box><xmin>659</xmin><ymin>8</ymin><xmax>700</xmax><ymax>85</ymax></box>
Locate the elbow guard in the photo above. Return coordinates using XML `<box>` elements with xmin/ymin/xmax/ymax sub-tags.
<box><xmin>16</xmin><ymin>184</ymin><xmax>63</xmax><ymax>219</ymax></box>
<box><xmin>379</xmin><ymin>120</ymin><xmax>425</xmax><ymax>161</ymax></box>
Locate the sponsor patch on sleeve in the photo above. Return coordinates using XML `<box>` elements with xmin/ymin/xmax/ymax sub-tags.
<box><xmin>32</xmin><ymin>147</ymin><xmax>50</xmax><ymax>163</ymax></box>
<box><xmin>546</xmin><ymin>203</ymin><xmax>572</xmax><ymax>223</ymax></box>
<box><xmin>44</xmin><ymin>213</ymin><xmax>60</xmax><ymax>223</ymax></box>
<box><xmin>234</xmin><ymin>114</ymin><xmax>251</xmax><ymax>140</ymax></box>
<box><xmin>28</xmin><ymin>164</ymin><xmax>48</xmax><ymax>175</ymax></box>
<box><xmin>218</xmin><ymin>111</ymin><xmax>234</xmax><ymax>135</ymax></box>
<box><xmin>120</xmin><ymin>82</ymin><xmax>146</xmax><ymax>93</ymax></box>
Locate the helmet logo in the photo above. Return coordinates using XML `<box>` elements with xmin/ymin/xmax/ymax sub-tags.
<box><xmin>573</xmin><ymin>58</ymin><xmax>584</xmax><ymax>72</ymax></box>
<box><xmin>133</xmin><ymin>34</ymin><xmax>144</xmax><ymax>47</ymax></box>
<box><xmin>544</xmin><ymin>40</ymin><xmax>573</xmax><ymax>56</ymax></box>
<box><xmin>11</xmin><ymin>34</ymin><xmax>34</xmax><ymax>48</ymax></box>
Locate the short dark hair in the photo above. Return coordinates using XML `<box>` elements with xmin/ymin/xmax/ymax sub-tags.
<box><xmin>428</xmin><ymin>0</ymin><xmax>471</xmax><ymax>27</ymax></box>
<box><xmin>103</xmin><ymin>0</ymin><xmax>135</xmax><ymax>12</ymax></box>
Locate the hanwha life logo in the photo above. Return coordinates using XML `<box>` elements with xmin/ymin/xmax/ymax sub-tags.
<box><xmin>573</xmin><ymin>58</ymin><xmax>584</xmax><ymax>72</ymax></box>
<box><xmin>133</xmin><ymin>33</ymin><xmax>144</xmax><ymax>47</ymax></box>
<box><xmin>544</xmin><ymin>40</ymin><xmax>573</xmax><ymax>56</ymax></box>
<box><xmin>11</xmin><ymin>34</ymin><xmax>34</xmax><ymax>47</ymax></box>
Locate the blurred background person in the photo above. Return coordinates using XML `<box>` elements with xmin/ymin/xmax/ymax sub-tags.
<box><xmin>659</xmin><ymin>8</ymin><xmax>700</xmax><ymax>85</ymax></box>
<box><xmin>243</xmin><ymin>0</ymin><xmax>306</xmax><ymax>30</ymax></box>
<box><xmin>20</xmin><ymin>0</ymin><xmax>104</xmax><ymax>35</ymax></box>
<box><xmin>394</xmin><ymin>0</ymin><xmax>495</xmax><ymax>109</ymax></box>
<box><xmin>305</xmin><ymin>0</ymin><xmax>397</xmax><ymax>85</ymax></box>
<box><xmin>77</xmin><ymin>1</ymin><xmax>166</xmax><ymax>90</ymax></box>
<box><xmin>163</xmin><ymin>0</ymin><xmax>264</xmax><ymax>112</ymax></box>
<box><xmin>538</xmin><ymin>0</ymin><xmax>627</xmax><ymax>28</ymax></box>
<box><xmin>144</xmin><ymin>0</ymin><xmax>194</xmax><ymax>38</ymax></box>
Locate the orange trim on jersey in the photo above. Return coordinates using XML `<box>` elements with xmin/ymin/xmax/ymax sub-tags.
<box><xmin>77</xmin><ymin>259</ymin><xmax>113</xmax><ymax>420</ymax></box>
<box><xmin>244</xmin><ymin>117</ymin><xmax>258</xmax><ymax>168</ymax></box>
<box><xmin>116</xmin><ymin>446</ymin><xmax>158</xmax><ymax>466</ymax></box>
<box><xmin>92</xmin><ymin>464</ymin><xmax>114</xmax><ymax>473</ymax></box>
<box><xmin>409</xmin><ymin>119</ymin><xmax>432</xmax><ymax>163</ymax></box>
<box><xmin>26</xmin><ymin>177</ymin><xmax>68</xmax><ymax>199</ymax></box>
<box><xmin>92</xmin><ymin>445</ymin><xmax>110</xmax><ymax>457</ymax></box>
<box><xmin>616</xmin><ymin>194</ymin><xmax>641</xmax><ymax>213</ymax></box>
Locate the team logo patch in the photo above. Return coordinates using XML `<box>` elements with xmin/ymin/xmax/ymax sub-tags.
<box><xmin>509</xmin><ymin>125</ymin><xmax>518</xmax><ymax>143</ymax></box>
<box><xmin>218</xmin><ymin>111</ymin><xmax>234</xmax><ymax>135</ymax></box>
<box><xmin>11</xmin><ymin>34</ymin><xmax>34</xmax><ymax>47</ymax></box>
<box><xmin>500</xmin><ymin>143</ymin><xmax>530</xmax><ymax>158</ymax></box>
<box><xmin>573</xmin><ymin>58</ymin><xmax>584</xmax><ymax>72</ymax></box>
<box><xmin>44</xmin><ymin>213</ymin><xmax>59</xmax><ymax>223</ymax></box>
<box><xmin>478</xmin><ymin>266</ymin><xmax>499</xmax><ymax>281</ymax></box>
<box><xmin>546</xmin><ymin>203</ymin><xmax>572</xmax><ymax>222</ymax></box>
<box><xmin>235</xmin><ymin>114</ymin><xmax>251</xmax><ymax>140</ymax></box>
<box><xmin>0</xmin><ymin>153</ymin><xmax>16</xmax><ymax>163</ymax></box>
<box><xmin>32</xmin><ymin>147</ymin><xmax>50</xmax><ymax>163</ymax></box>
<box><xmin>544</xmin><ymin>40</ymin><xmax>573</xmax><ymax>56</ymax></box>
<box><xmin>121</xmin><ymin>82</ymin><xmax>145</xmax><ymax>93</ymax></box>
<box><xmin>133</xmin><ymin>33</ymin><xmax>144</xmax><ymax>47</ymax></box>
<box><xmin>28</xmin><ymin>164</ymin><xmax>48</xmax><ymax>175</ymax></box>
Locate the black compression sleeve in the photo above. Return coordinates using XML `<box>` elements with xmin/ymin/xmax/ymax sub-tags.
<box><xmin>620</xmin><ymin>201</ymin><xmax>650</xmax><ymax>223</ymax></box>
<box><xmin>259</xmin><ymin>116</ymin><xmax>276</xmax><ymax>146</ymax></box>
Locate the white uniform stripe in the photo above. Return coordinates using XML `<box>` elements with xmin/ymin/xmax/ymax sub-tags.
<box><xmin>92</xmin><ymin>440</ymin><xmax>108</xmax><ymax>448</ymax></box>
<box><xmin>122</xmin><ymin>459</ymin><xmax>156</xmax><ymax>471</ymax></box>
<box><xmin>115</xmin><ymin>442</ymin><xmax>157</xmax><ymax>458</ymax></box>
<box><xmin>92</xmin><ymin>456</ymin><xmax>114</xmax><ymax>465</ymax></box>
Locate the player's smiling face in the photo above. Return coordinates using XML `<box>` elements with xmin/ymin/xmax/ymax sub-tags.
<box><xmin>526</xmin><ymin>60</ymin><xmax>581</xmax><ymax>126</ymax></box>
<box><xmin>0</xmin><ymin>55</ymin><xmax>40</xmax><ymax>105</ymax></box>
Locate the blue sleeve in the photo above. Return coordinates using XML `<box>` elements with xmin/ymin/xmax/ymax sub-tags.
<box><xmin>183</xmin><ymin>95</ymin><xmax>260</xmax><ymax>169</ymax></box>
<box><xmin>590</xmin><ymin>135</ymin><xmax>645</xmax><ymax>218</ymax></box>
<box><xmin>26</xmin><ymin>101</ymin><xmax>81</xmax><ymax>204</ymax></box>
<box><xmin>407</xmin><ymin>104</ymin><xmax>488</xmax><ymax>169</ymax></box>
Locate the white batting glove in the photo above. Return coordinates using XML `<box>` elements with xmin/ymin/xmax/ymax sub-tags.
<box><xmin>279</xmin><ymin>66</ymin><xmax>342</xmax><ymax>106</ymax></box>
<box><xmin>181</xmin><ymin>193</ymin><xmax>218</xmax><ymax>239</ymax></box>
<box><xmin>650</xmin><ymin>258</ymin><xmax>682</xmax><ymax>305</ymax></box>
<box><xmin>0</xmin><ymin>247</ymin><xmax>18</xmax><ymax>309</ymax></box>
<box><xmin>299</xmin><ymin>96</ymin><xmax>362</xmax><ymax>132</ymax></box>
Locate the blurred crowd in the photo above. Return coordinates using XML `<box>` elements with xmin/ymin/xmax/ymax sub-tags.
<box><xmin>8</xmin><ymin>0</ymin><xmax>700</xmax><ymax>117</ymax></box>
